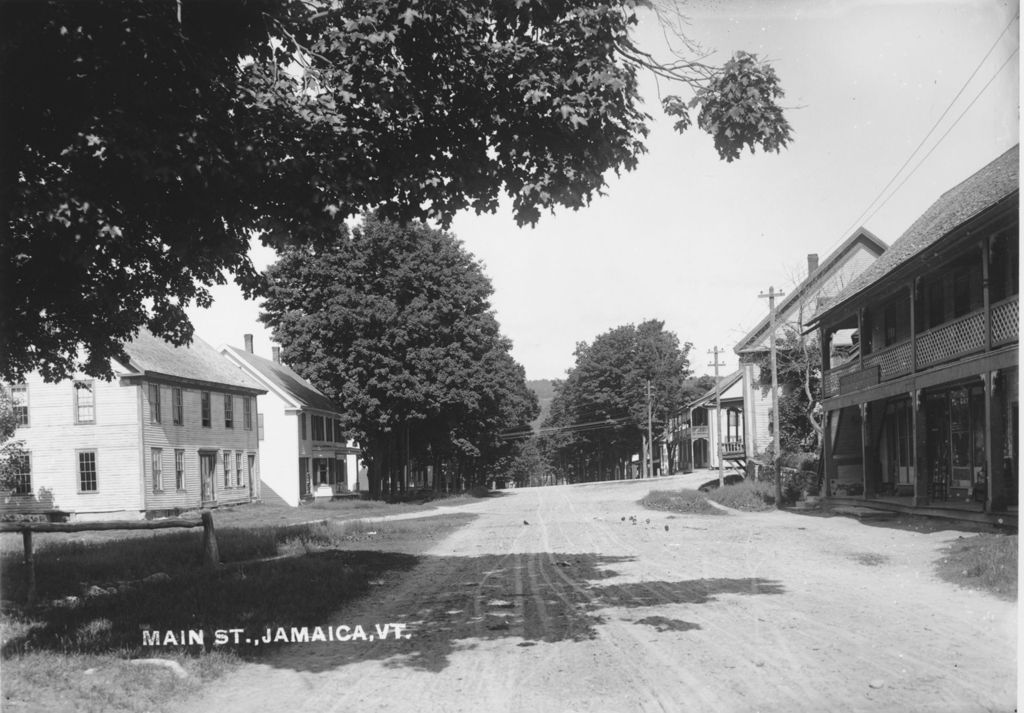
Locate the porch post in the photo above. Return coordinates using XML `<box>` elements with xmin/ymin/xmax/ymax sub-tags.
<box><xmin>982</xmin><ymin>239</ymin><xmax>991</xmax><ymax>352</ymax></box>
<box><xmin>859</xmin><ymin>402</ymin><xmax>872</xmax><ymax>498</ymax></box>
<box><xmin>985</xmin><ymin>370</ymin><xmax>1006</xmax><ymax>512</ymax></box>
<box><xmin>822</xmin><ymin>409</ymin><xmax>833</xmax><ymax>498</ymax></box>
<box><xmin>913</xmin><ymin>389</ymin><xmax>930</xmax><ymax>507</ymax></box>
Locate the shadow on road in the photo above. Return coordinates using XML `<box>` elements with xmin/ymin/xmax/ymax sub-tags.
<box><xmin>3</xmin><ymin>546</ymin><xmax>784</xmax><ymax>675</ymax></box>
<box><xmin>250</xmin><ymin>551</ymin><xmax>784</xmax><ymax>674</ymax></box>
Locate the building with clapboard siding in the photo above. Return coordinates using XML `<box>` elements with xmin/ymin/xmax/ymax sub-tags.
<box><xmin>733</xmin><ymin>230</ymin><xmax>888</xmax><ymax>465</ymax></box>
<box><xmin>3</xmin><ymin>330</ymin><xmax>265</xmax><ymax>521</ymax></box>
<box><xmin>221</xmin><ymin>336</ymin><xmax>364</xmax><ymax>506</ymax></box>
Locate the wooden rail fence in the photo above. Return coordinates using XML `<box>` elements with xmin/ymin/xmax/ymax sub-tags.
<box><xmin>0</xmin><ymin>511</ymin><xmax>220</xmax><ymax>606</ymax></box>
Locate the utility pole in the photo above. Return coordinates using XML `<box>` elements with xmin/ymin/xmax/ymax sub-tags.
<box><xmin>708</xmin><ymin>346</ymin><xmax>727</xmax><ymax>489</ymax></box>
<box><xmin>759</xmin><ymin>286</ymin><xmax>785</xmax><ymax>509</ymax></box>
<box><xmin>646</xmin><ymin>379</ymin><xmax>654</xmax><ymax>478</ymax></box>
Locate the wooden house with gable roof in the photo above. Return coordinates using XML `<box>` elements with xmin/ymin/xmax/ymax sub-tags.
<box><xmin>733</xmin><ymin>230</ymin><xmax>888</xmax><ymax>465</ymax></box>
<box><xmin>3</xmin><ymin>329</ymin><xmax>266</xmax><ymax>520</ymax></box>
<box><xmin>811</xmin><ymin>146</ymin><xmax>1018</xmax><ymax>521</ymax></box>
<box><xmin>221</xmin><ymin>336</ymin><xmax>363</xmax><ymax>506</ymax></box>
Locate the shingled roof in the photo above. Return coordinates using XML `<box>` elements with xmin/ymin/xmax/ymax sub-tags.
<box><xmin>222</xmin><ymin>345</ymin><xmax>340</xmax><ymax>414</ymax></box>
<box><xmin>814</xmin><ymin>144</ymin><xmax>1019</xmax><ymax>323</ymax></box>
<box><xmin>120</xmin><ymin>329</ymin><xmax>264</xmax><ymax>393</ymax></box>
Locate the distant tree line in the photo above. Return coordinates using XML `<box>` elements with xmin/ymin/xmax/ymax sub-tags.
<box><xmin>538</xmin><ymin>320</ymin><xmax>692</xmax><ymax>483</ymax></box>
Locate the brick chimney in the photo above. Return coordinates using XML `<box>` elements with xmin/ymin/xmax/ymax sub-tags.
<box><xmin>807</xmin><ymin>253</ymin><xmax>819</xmax><ymax>276</ymax></box>
<box><xmin>243</xmin><ymin>334</ymin><xmax>254</xmax><ymax>353</ymax></box>
<box><xmin>272</xmin><ymin>346</ymin><xmax>281</xmax><ymax>364</ymax></box>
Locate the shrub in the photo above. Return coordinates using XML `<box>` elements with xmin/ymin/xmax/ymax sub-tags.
<box><xmin>756</xmin><ymin>464</ymin><xmax>819</xmax><ymax>505</ymax></box>
<box><xmin>704</xmin><ymin>480</ymin><xmax>775</xmax><ymax>511</ymax></box>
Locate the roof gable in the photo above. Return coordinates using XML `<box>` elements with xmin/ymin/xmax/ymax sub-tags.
<box><xmin>735</xmin><ymin>228</ymin><xmax>887</xmax><ymax>354</ymax></box>
<box><xmin>222</xmin><ymin>346</ymin><xmax>340</xmax><ymax>414</ymax></box>
<box><xmin>690</xmin><ymin>369</ymin><xmax>743</xmax><ymax>408</ymax></box>
<box><xmin>817</xmin><ymin>145</ymin><xmax>1019</xmax><ymax>321</ymax></box>
<box><xmin>120</xmin><ymin>329</ymin><xmax>264</xmax><ymax>392</ymax></box>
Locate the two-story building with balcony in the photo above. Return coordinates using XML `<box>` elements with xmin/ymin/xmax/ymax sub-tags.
<box><xmin>221</xmin><ymin>336</ymin><xmax>364</xmax><ymax>506</ymax></box>
<box><xmin>3</xmin><ymin>330</ymin><xmax>266</xmax><ymax>521</ymax></box>
<box><xmin>812</xmin><ymin>146</ymin><xmax>1018</xmax><ymax>520</ymax></box>
<box><xmin>687</xmin><ymin>370</ymin><xmax>745</xmax><ymax>472</ymax></box>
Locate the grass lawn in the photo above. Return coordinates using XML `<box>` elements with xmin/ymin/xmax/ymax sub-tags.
<box><xmin>0</xmin><ymin>511</ymin><xmax>474</xmax><ymax>712</ymax></box>
<box><xmin>935</xmin><ymin>533</ymin><xmax>1018</xmax><ymax>601</ymax></box>
<box><xmin>703</xmin><ymin>480</ymin><xmax>776</xmax><ymax>511</ymax></box>
<box><xmin>639</xmin><ymin>489</ymin><xmax>724</xmax><ymax>515</ymax></box>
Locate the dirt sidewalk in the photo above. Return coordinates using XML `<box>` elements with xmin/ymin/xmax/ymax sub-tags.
<box><xmin>172</xmin><ymin>478</ymin><xmax>1017</xmax><ymax>713</ymax></box>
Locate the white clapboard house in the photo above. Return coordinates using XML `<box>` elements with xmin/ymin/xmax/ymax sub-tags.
<box><xmin>3</xmin><ymin>330</ymin><xmax>266</xmax><ymax>521</ymax></box>
<box><xmin>221</xmin><ymin>336</ymin><xmax>364</xmax><ymax>506</ymax></box>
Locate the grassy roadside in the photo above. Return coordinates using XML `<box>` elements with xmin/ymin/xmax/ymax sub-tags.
<box><xmin>0</xmin><ymin>512</ymin><xmax>474</xmax><ymax>713</ymax></box>
<box><xmin>935</xmin><ymin>533</ymin><xmax>1018</xmax><ymax>601</ymax></box>
<box><xmin>640</xmin><ymin>481</ymin><xmax>776</xmax><ymax>515</ymax></box>
<box><xmin>639</xmin><ymin>489</ymin><xmax>724</xmax><ymax>515</ymax></box>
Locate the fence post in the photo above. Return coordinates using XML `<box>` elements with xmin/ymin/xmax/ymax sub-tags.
<box><xmin>200</xmin><ymin>511</ymin><xmax>220</xmax><ymax>570</ymax></box>
<box><xmin>22</xmin><ymin>529</ymin><xmax>36</xmax><ymax>607</ymax></box>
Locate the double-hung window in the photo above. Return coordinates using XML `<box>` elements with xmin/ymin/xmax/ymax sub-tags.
<box><xmin>172</xmin><ymin>387</ymin><xmax>184</xmax><ymax>425</ymax></box>
<box><xmin>152</xmin><ymin>448</ymin><xmax>163</xmax><ymax>491</ymax></box>
<box><xmin>242</xmin><ymin>397</ymin><xmax>252</xmax><ymax>430</ymax></box>
<box><xmin>201</xmin><ymin>391</ymin><xmax>211</xmax><ymax>427</ymax></box>
<box><xmin>149</xmin><ymin>384</ymin><xmax>162</xmax><ymax>424</ymax></box>
<box><xmin>78</xmin><ymin>450</ymin><xmax>98</xmax><ymax>492</ymax></box>
<box><xmin>174</xmin><ymin>449</ymin><xmax>186</xmax><ymax>490</ymax></box>
<box><xmin>224</xmin><ymin>395</ymin><xmax>234</xmax><ymax>429</ymax></box>
<box><xmin>11</xmin><ymin>385</ymin><xmax>28</xmax><ymax>427</ymax></box>
<box><xmin>12</xmin><ymin>452</ymin><xmax>31</xmax><ymax>495</ymax></box>
<box><xmin>223</xmin><ymin>450</ymin><xmax>232</xmax><ymax>488</ymax></box>
<box><xmin>74</xmin><ymin>381</ymin><xmax>95</xmax><ymax>424</ymax></box>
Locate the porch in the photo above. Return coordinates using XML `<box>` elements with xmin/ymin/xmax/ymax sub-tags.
<box><xmin>826</xmin><ymin>494</ymin><xmax>1017</xmax><ymax>528</ymax></box>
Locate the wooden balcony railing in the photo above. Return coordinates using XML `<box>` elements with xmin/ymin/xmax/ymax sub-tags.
<box><xmin>992</xmin><ymin>296</ymin><xmax>1019</xmax><ymax>346</ymax></box>
<box><xmin>862</xmin><ymin>339</ymin><xmax>913</xmax><ymax>380</ymax></box>
<box><xmin>822</xmin><ymin>294</ymin><xmax>1018</xmax><ymax>398</ymax></box>
<box><xmin>916</xmin><ymin>308</ymin><xmax>986</xmax><ymax>369</ymax></box>
<box><xmin>719</xmin><ymin>441</ymin><xmax>745</xmax><ymax>458</ymax></box>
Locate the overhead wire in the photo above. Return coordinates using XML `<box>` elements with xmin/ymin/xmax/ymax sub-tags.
<box><xmin>825</xmin><ymin>11</ymin><xmax>1019</xmax><ymax>257</ymax></box>
<box><xmin>858</xmin><ymin>46</ymin><xmax>1020</xmax><ymax>228</ymax></box>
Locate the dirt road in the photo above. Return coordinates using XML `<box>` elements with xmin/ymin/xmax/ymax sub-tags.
<box><xmin>174</xmin><ymin>477</ymin><xmax>1017</xmax><ymax>713</ymax></box>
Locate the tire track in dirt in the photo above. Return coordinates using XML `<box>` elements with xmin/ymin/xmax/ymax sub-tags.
<box><xmin>531</xmin><ymin>487</ymin><xmax>727</xmax><ymax>713</ymax></box>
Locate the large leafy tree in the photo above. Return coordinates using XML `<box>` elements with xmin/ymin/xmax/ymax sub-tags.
<box><xmin>259</xmin><ymin>215</ymin><xmax>537</xmax><ymax>497</ymax></box>
<box><xmin>754</xmin><ymin>326</ymin><xmax>823</xmax><ymax>454</ymax></box>
<box><xmin>541</xmin><ymin>320</ymin><xmax>691</xmax><ymax>481</ymax></box>
<box><xmin>2</xmin><ymin>0</ymin><xmax>792</xmax><ymax>383</ymax></box>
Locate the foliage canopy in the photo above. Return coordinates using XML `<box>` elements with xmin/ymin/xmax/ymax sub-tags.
<box><xmin>2</xmin><ymin>0</ymin><xmax>792</xmax><ymax>383</ymax></box>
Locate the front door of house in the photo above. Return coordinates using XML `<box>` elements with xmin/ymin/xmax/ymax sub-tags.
<box><xmin>199</xmin><ymin>452</ymin><xmax>217</xmax><ymax>504</ymax></box>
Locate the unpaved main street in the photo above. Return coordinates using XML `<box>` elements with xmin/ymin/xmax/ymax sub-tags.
<box><xmin>175</xmin><ymin>477</ymin><xmax>1017</xmax><ymax>713</ymax></box>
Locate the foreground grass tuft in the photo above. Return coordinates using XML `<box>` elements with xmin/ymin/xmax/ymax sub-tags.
<box><xmin>640</xmin><ymin>489</ymin><xmax>724</xmax><ymax>515</ymax></box>
<box><xmin>703</xmin><ymin>480</ymin><xmax>775</xmax><ymax>511</ymax></box>
<box><xmin>935</xmin><ymin>533</ymin><xmax>1018</xmax><ymax>600</ymax></box>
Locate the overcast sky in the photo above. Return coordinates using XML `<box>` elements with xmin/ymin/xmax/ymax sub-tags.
<box><xmin>187</xmin><ymin>0</ymin><xmax>1020</xmax><ymax>382</ymax></box>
